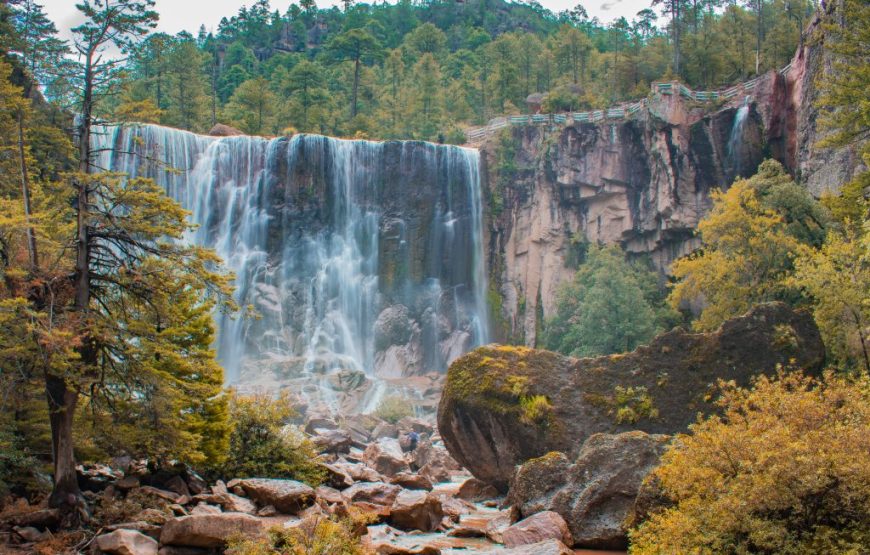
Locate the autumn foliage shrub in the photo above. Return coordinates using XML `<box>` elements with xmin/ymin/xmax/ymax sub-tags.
<box><xmin>226</xmin><ymin>515</ymin><xmax>369</xmax><ymax>555</ymax></box>
<box><xmin>221</xmin><ymin>392</ymin><xmax>325</xmax><ymax>486</ymax></box>
<box><xmin>630</xmin><ymin>370</ymin><xmax>870</xmax><ymax>554</ymax></box>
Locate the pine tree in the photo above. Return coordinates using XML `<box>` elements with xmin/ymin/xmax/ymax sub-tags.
<box><xmin>223</xmin><ymin>76</ymin><xmax>278</xmax><ymax>135</ymax></box>
<box><xmin>164</xmin><ymin>38</ymin><xmax>208</xmax><ymax>131</ymax></box>
<box><xmin>327</xmin><ymin>26</ymin><xmax>382</xmax><ymax>119</ymax></box>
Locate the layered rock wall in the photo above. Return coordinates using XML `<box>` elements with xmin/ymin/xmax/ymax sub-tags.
<box><xmin>483</xmin><ymin>14</ymin><xmax>866</xmax><ymax>344</ymax></box>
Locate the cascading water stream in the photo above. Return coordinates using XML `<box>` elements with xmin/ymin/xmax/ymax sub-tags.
<box><xmin>727</xmin><ymin>96</ymin><xmax>751</xmax><ymax>179</ymax></box>
<box><xmin>92</xmin><ymin>124</ymin><xmax>489</xmax><ymax>412</ymax></box>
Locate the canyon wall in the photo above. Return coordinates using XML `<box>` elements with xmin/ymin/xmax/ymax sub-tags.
<box><xmin>483</xmin><ymin>16</ymin><xmax>867</xmax><ymax>345</ymax></box>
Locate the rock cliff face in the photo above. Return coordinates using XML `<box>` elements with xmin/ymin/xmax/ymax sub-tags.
<box><xmin>437</xmin><ymin>303</ymin><xmax>825</xmax><ymax>490</ymax></box>
<box><xmin>483</xmin><ymin>12</ymin><xmax>866</xmax><ymax>344</ymax></box>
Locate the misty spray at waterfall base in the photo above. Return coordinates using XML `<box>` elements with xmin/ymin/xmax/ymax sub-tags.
<box><xmin>94</xmin><ymin>124</ymin><xmax>489</xmax><ymax>415</ymax></box>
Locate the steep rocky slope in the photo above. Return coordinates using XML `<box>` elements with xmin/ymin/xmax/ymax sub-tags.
<box><xmin>482</xmin><ymin>10</ymin><xmax>866</xmax><ymax>344</ymax></box>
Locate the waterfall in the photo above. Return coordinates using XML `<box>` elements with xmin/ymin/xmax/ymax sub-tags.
<box><xmin>727</xmin><ymin>96</ymin><xmax>751</xmax><ymax>179</ymax></box>
<box><xmin>92</xmin><ymin>124</ymin><xmax>488</xmax><ymax>405</ymax></box>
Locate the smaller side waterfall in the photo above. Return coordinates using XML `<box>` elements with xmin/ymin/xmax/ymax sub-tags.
<box><xmin>727</xmin><ymin>96</ymin><xmax>751</xmax><ymax>179</ymax></box>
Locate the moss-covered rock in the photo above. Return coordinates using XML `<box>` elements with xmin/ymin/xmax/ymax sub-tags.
<box><xmin>437</xmin><ymin>302</ymin><xmax>824</xmax><ymax>490</ymax></box>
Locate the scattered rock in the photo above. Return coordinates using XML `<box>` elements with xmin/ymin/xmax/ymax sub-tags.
<box><xmin>320</xmin><ymin>462</ymin><xmax>354</xmax><ymax>489</ymax></box>
<box><xmin>190</xmin><ymin>504</ymin><xmax>222</xmax><ymax>516</ymax></box>
<box><xmin>256</xmin><ymin>505</ymin><xmax>277</xmax><ymax>517</ymax></box>
<box><xmin>333</xmin><ymin>460</ymin><xmax>382</xmax><ymax>483</ymax></box>
<box><xmin>479</xmin><ymin>538</ymin><xmax>573</xmax><ymax>555</ymax></box>
<box><xmin>192</xmin><ymin>492</ymin><xmax>256</xmax><ymax>514</ymax></box>
<box><xmin>439</xmin><ymin>304</ymin><xmax>825</xmax><ymax>489</ymax></box>
<box><xmin>390</xmin><ymin>472</ymin><xmax>433</xmax><ymax>491</ymax></box>
<box><xmin>456</xmin><ymin>478</ymin><xmax>500</xmax><ymax>502</ymax></box>
<box><xmin>364</xmin><ymin>438</ymin><xmax>411</xmax><ymax>477</ymax></box>
<box><xmin>12</xmin><ymin>526</ymin><xmax>47</xmax><ymax>543</ymax></box>
<box><xmin>115</xmin><ymin>476</ymin><xmax>141</xmax><ymax>491</ymax></box>
<box><xmin>418</xmin><ymin>462</ymin><xmax>451</xmax><ymax>484</ymax></box>
<box><xmin>208</xmin><ymin>123</ymin><xmax>243</xmax><ymax>137</ymax></box>
<box><xmin>484</xmin><ymin>512</ymin><xmax>512</xmax><ymax>544</ymax></box>
<box><xmin>372</xmin><ymin>422</ymin><xmax>400</xmax><ymax>440</ymax></box>
<box><xmin>509</xmin><ymin>431</ymin><xmax>669</xmax><ymax>549</ymax></box>
<box><xmin>502</xmin><ymin>511</ymin><xmax>572</xmax><ymax>548</ymax></box>
<box><xmin>105</xmin><ymin>521</ymin><xmax>162</xmax><ymax>540</ymax></box>
<box><xmin>139</xmin><ymin>486</ymin><xmax>186</xmax><ymax>505</ymax></box>
<box><xmin>315</xmin><ymin>485</ymin><xmax>345</xmax><ymax>506</ymax></box>
<box><xmin>389</xmin><ymin>490</ymin><xmax>443</xmax><ymax>532</ymax></box>
<box><xmin>374</xmin><ymin>544</ymin><xmax>441</xmax><ymax>555</ymax></box>
<box><xmin>95</xmin><ymin>529</ymin><xmax>158</xmax><ymax>555</ymax></box>
<box><xmin>164</xmin><ymin>476</ymin><xmax>191</xmax><ymax>498</ymax></box>
<box><xmin>342</xmin><ymin>482</ymin><xmax>402</xmax><ymax>517</ymax></box>
<box><xmin>156</xmin><ymin>547</ymin><xmax>210</xmax><ymax>555</ymax></box>
<box><xmin>159</xmin><ymin>513</ymin><xmax>266</xmax><ymax>548</ymax></box>
<box><xmin>233</xmin><ymin>478</ymin><xmax>315</xmax><ymax>515</ymax></box>
<box><xmin>312</xmin><ymin>429</ymin><xmax>353</xmax><ymax>454</ymax></box>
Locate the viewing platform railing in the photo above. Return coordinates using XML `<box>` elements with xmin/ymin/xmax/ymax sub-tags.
<box><xmin>465</xmin><ymin>64</ymin><xmax>794</xmax><ymax>144</ymax></box>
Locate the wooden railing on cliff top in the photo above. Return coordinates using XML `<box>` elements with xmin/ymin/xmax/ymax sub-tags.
<box><xmin>464</xmin><ymin>63</ymin><xmax>793</xmax><ymax>144</ymax></box>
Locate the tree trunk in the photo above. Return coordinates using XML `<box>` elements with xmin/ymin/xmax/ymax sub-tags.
<box><xmin>45</xmin><ymin>374</ymin><xmax>83</xmax><ymax>517</ymax></box>
<box><xmin>17</xmin><ymin>110</ymin><xmax>38</xmax><ymax>269</ymax></box>
<box><xmin>351</xmin><ymin>57</ymin><xmax>360</xmax><ymax>119</ymax></box>
<box><xmin>673</xmin><ymin>4</ymin><xmax>682</xmax><ymax>76</ymax></box>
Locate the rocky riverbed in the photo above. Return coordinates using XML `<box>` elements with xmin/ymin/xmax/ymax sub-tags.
<box><xmin>0</xmin><ymin>412</ymin><xmax>624</xmax><ymax>555</ymax></box>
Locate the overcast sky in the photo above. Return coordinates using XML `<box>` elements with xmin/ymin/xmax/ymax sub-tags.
<box><xmin>42</xmin><ymin>0</ymin><xmax>655</xmax><ymax>43</ymax></box>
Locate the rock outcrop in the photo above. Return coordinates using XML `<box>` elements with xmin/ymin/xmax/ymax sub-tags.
<box><xmin>438</xmin><ymin>303</ymin><xmax>824</xmax><ymax>489</ymax></box>
<box><xmin>483</xmin><ymin>12</ymin><xmax>866</xmax><ymax>344</ymax></box>
<box><xmin>507</xmin><ymin>432</ymin><xmax>669</xmax><ymax>549</ymax></box>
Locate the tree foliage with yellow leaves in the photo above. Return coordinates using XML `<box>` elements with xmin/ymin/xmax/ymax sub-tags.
<box><xmin>630</xmin><ymin>370</ymin><xmax>870</xmax><ymax>554</ymax></box>
<box><xmin>668</xmin><ymin>160</ymin><xmax>827</xmax><ymax>331</ymax></box>
<box><xmin>0</xmin><ymin>44</ymin><xmax>233</xmax><ymax>513</ymax></box>
<box><xmin>791</xmin><ymin>181</ymin><xmax>870</xmax><ymax>373</ymax></box>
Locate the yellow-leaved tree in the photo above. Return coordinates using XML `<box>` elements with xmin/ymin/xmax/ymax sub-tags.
<box><xmin>668</xmin><ymin>159</ymin><xmax>827</xmax><ymax>331</ymax></box>
<box><xmin>630</xmin><ymin>370</ymin><xmax>870</xmax><ymax>554</ymax></box>
<box><xmin>791</xmin><ymin>180</ymin><xmax>870</xmax><ymax>372</ymax></box>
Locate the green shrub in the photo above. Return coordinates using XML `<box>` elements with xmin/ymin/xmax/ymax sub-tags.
<box><xmin>226</xmin><ymin>515</ymin><xmax>369</xmax><ymax>555</ymax></box>
<box><xmin>372</xmin><ymin>396</ymin><xmax>414</xmax><ymax>424</ymax></box>
<box><xmin>613</xmin><ymin>385</ymin><xmax>658</xmax><ymax>424</ymax></box>
<box><xmin>221</xmin><ymin>392</ymin><xmax>325</xmax><ymax>486</ymax></box>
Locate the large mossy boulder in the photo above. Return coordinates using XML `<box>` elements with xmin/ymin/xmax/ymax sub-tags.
<box><xmin>437</xmin><ymin>303</ymin><xmax>824</xmax><ymax>490</ymax></box>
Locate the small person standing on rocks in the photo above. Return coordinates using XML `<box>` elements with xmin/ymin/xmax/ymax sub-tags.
<box><xmin>402</xmin><ymin>430</ymin><xmax>419</xmax><ymax>453</ymax></box>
